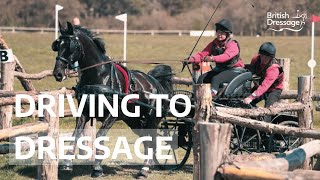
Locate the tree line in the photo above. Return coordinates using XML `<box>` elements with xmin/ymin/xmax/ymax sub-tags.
<box><xmin>0</xmin><ymin>0</ymin><xmax>319</xmax><ymax>35</ymax></box>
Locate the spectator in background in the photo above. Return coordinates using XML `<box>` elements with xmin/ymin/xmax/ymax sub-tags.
<box><xmin>72</xmin><ymin>17</ymin><xmax>80</xmax><ymax>25</ymax></box>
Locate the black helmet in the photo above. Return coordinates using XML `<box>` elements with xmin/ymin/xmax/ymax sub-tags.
<box><xmin>259</xmin><ymin>42</ymin><xmax>276</xmax><ymax>57</ymax></box>
<box><xmin>215</xmin><ymin>19</ymin><xmax>232</xmax><ymax>33</ymax></box>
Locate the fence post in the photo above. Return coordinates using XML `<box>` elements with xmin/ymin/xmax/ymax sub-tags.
<box><xmin>199</xmin><ymin>122</ymin><xmax>232</xmax><ymax>180</ymax></box>
<box><xmin>37</xmin><ymin>93</ymin><xmax>59</xmax><ymax>180</ymax></box>
<box><xmin>279</xmin><ymin>58</ymin><xmax>290</xmax><ymax>91</ymax></box>
<box><xmin>297</xmin><ymin>75</ymin><xmax>313</xmax><ymax>169</ymax></box>
<box><xmin>193</xmin><ymin>84</ymin><xmax>212</xmax><ymax>180</ymax></box>
<box><xmin>0</xmin><ymin>61</ymin><xmax>15</xmax><ymax>129</ymax></box>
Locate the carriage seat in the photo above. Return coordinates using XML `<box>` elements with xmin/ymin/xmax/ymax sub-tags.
<box><xmin>218</xmin><ymin>71</ymin><xmax>253</xmax><ymax>99</ymax></box>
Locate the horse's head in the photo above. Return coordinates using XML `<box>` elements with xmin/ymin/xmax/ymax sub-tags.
<box><xmin>52</xmin><ymin>22</ymin><xmax>83</xmax><ymax>82</ymax></box>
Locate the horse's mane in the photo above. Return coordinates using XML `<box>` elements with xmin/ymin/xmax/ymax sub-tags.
<box><xmin>74</xmin><ymin>25</ymin><xmax>106</xmax><ymax>54</ymax></box>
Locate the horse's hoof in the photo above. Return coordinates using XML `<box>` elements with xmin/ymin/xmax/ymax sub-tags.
<box><xmin>136</xmin><ymin>169</ymin><xmax>148</xmax><ymax>179</ymax></box>
<box><xmin>91</xmin><ymin>169</ymin><xmax>104</xmax><ymax>178</ymax></box>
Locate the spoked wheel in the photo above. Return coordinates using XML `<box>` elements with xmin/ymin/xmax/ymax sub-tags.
<box><xmin>154</xmin><ymin>119</ymin><xmax>193</xmax><ymax>170</ymax></box>
<box><xmin>230</xmin><ymin>125</ymin><xmax>261</xmax><ymax>154</ymax></box>
<box><xmin>268</xmin><ymin>121</ymin><xmax>303</xmax><ymax>153</ymax></box>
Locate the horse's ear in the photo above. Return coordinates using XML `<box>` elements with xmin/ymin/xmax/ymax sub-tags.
<box><xmin>66</xmin><ymin>21</ymin><xmax>74</xmax><ymax>35</ymax></box>
<box><xmin>59</xmin><ymin>21</ymin><xmax>66</xmax><ymax>35</ymax></box>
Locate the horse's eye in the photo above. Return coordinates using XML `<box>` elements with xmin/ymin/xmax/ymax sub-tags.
<box><xmin>51</xmin><ymin>40</ymin><xmax>59</xmax><ymax>51</ymax></box>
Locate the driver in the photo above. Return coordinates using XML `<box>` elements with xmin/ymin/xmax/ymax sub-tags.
<box><xmin>187</xmin><ymin>19</ymin><xmax>245</xmax><ymax>96</ymax></box>
<box><xmin>243</xmin><ymin>42</ymin><xmax>284</xmax><ymax>108</ymax></box>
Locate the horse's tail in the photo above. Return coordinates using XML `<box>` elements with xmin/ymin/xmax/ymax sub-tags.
<box><xmin>147</xmin><ymin>65</ymin><xmax>174</xmax><ymax>94</ymax></box>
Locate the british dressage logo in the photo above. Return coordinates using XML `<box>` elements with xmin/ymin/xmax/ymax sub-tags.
<box><xmin>267</xmin><ymin>10</ymin><xmax>307</xmax><ymax>32</ymax></box>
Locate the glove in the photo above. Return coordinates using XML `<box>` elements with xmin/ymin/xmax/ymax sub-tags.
<box><xmin>186</xmin><ymin>56</ymin><xmax>201</xmax><ymax>63</ymax></box>
<box><xmin>203</xmin><ymin>56</ymin><xmax>214</xmax><ymax>62</ymax></box>
<box><xmin>243</xmin><ymin>94</ymin><xmax>255</xmax><ymax>104</ymax></box>
<box><xmin>243</xmin><ymin>97</ymin><xmax>253</xmax><ymax>104</ymax></box>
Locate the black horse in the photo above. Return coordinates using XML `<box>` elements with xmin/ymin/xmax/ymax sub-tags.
<box><xmin>52</xmin><ymin>22</ymin><xmax>173</xmax><ymax>178</ymax></box>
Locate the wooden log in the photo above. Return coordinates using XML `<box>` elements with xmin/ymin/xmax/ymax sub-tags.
<box><xmin>216</xmin><ymin>102</ymin><xmax>304</xmax><ymax>117</ymax></box>
<box><xmin>219</xmin><ymin>166</ymin><xmax>320</xmax><ymax>180</ymax></box>
<box><xmin>0</xmin><ymin>90</ymin><xmax>39</xmax><ymax>97</ymax></box>
<box><xmin>279</xmin><ymin>58</ymin><xmax>290</xmax><ymax>104</ymax></box>
<box><xmin>14</xmin><ymin>70</ymin><xmax>53</xmax><ymax>80</ymax></box>
<box><xmin>0</xmin><ymin>88</ymin><xmax>74</xmax><ymax>98</ymax></box>
<box><xmin>0</xmin><ymin>121</ymin><xmax>48</xmax><ymax>140</ymax></box>
<box><xmin>193</xmin><ymin>84</ymin><xmax>212</xmax><ymax>180</ymax></box>
<box><xmin>289</xmin><ymin>170</ymin><xmax>320</xmax><ymax>179</ymax></box>
<box><xmin>227</xmin><ymin>140</ymin><xmax>320</xmax><ymax>172</ymax></box>
<box><xmin>297</xmin><ymin>76</ymin><xmax>313</xmax><ymax>169</ymax></box>
<box><xmin>14</xmin><ymin>70</ymin><xmax>78</xmax><ymax>80</ymax></box>
<box><xmin>280</xmin><ymin>90</ymin><xmax>320</xmax><ymax>101</ymax></box>
<box><xmin>230</xmin><ymin>153</ymin><xmax>279</xmax><ymax>163</ymax></box>
<box><xmin>215</xmin><ymin>111</ymin><xmax>320</xmax><ymax>139</ymax></box>
<box><xmin>37</xmin><ymin>94</ymin><xmax>59</xmax><ymax>180</ymax></box>
<box><xmin>14</xmin><ymin>55</ymin><xmax>36</xmax><ymax>91</ymax></box>
<box><xmin>171</xmin><ymin>76</ymin><xmax>192</xmax><ymax>85</ymax></box>
<box><xmin>0</xmin><ymin>95</ymin><xmax>39</xmax><ymax>106</ymax></box>
<box><xmin>199</xmin><ymin>122</ymin><xmax>231</xmax><ymax>180</ymax></box>
<box><xmin>0</xmin><ymin>61</ymin><xmax>15</xmax><ymax>129</ymax></box>
<box><xmin>280</xmin><ymin>90</ymin><xmax>298</xmax><ymax>99</ymax></box>
<box><xmin>0</xmin><ymin>88</ymin><xmax>74</xmax><ymax>106</ymax></box>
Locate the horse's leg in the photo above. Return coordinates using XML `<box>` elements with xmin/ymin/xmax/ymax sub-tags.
<box><xmin>137</xmin><ymin>100</ymin><xmax>161</xmax><ymax>178</ymax></box>
<box><xmin>60</xmin><ymin>115</ymin><xmax>89</xmax><ymax>171</ymax></box>
<box><xmin>91</xmin><ymin>114</ymin><xmax>117</xmax><ymax>178</ymax></box>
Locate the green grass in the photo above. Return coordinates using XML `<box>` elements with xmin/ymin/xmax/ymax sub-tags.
<box><xmin>1</xmin><ymin>32</ymin><xmax>320</xmax><ymax>179</ymax></box>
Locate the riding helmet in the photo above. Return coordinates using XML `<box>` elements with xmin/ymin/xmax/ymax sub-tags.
<box><xmin>215</xmin><ymin>19</ymin><xmax>233</xmax><ymax>33</ymax></box>
<box><xmin>259</xmin><ymin>42</ymin><xmax>276</xmax><ymax>57</ymax></box>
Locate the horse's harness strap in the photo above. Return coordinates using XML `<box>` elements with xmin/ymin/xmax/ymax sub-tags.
<box><xmin>128</xmin><ymin>71</ymin><xmax>136</xmax><ymax>93</ymax></box>
<box><xmin>110</xmin><ymin>63</ymin><xmax>115</xmax><ymax>89</ymax></box>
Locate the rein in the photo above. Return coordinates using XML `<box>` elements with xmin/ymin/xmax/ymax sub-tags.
<box><xmin>66</xmin><ymin>59</ymin><xmax>189</xmax><ymax>76</ymax></box>
<box><xmin>66</xmin><ymin>60</ymin><xmax>114</xmax><ymax>75</ymax></box>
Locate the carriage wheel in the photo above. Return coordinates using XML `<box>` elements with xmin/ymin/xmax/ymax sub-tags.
<box><xmin>153</xmin><ymin>119</ymin><xmax>193</xmax><ymax>170</ymax></box>
<box><xmin>230</xmin><ymin>125</ymin><xmax>261</xmax><ymax>154</ymax></box>
<box><xmin>267</xmin><ymin>121</ymin><xmax>303</xmax><ymax>153</ymax></box>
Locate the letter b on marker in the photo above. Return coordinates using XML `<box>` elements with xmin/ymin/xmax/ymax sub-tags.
<box><xmin>0</xmin><ymin>51</ymin><xmax>8</xmax><ymax>62</ymax></box>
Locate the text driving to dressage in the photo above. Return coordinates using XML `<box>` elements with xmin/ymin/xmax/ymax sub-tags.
<box><xmin>15</xmin><ymin>93</ymin><xmax>192</xmax><ymax>118</ymax></box>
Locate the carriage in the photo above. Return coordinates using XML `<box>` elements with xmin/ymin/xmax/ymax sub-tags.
<box><xmin>153</xmin><ymin>68</ymin><xmax>301</xmax><ymax>170</ymax></box>
<box><xmin>52</xmin><ymin>22</ymin><xmax>302</xmax><ymax>177</ymax></box>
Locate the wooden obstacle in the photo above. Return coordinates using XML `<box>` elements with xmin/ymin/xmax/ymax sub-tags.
<box><xmin>0</xmin><ymin>92</ymin><xmax>59</xmax><ymax>179</ymax></box>
<box><xmin>192</xmin><ymin>76</ymin><xmax>320</xmax><ymax>179</ymax></box>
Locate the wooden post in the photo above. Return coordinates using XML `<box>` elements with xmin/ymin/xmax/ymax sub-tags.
<box><xmin>0</xmin><ymin>35</ymin><xmax>35</xmax><ymax>91</ymax></box>
<box><xmin>279</xmin><ymin>58</ymin><xmax>290</xmax><ymax>92</ymax></box>
<box><xmin>193</xmin><ymin>84</ymin><xmax>212</xmax><ymax>180</ymax></box>
<box><xmin>37</xmin><ymin>94</ymin><xmax>59</xmax><ymax>180</ymax></box>
<box><xmin>199</xmin><ymin>122</ymin><xmax>232</xmax><ymax>180</ymax></box>
<box><xmin>0</xmin><ymin>61</ymin><xmax>15</xmax><ymax>129</ymax></box>
<box><xmin>297</xmin><ymin>76</ymin><xmax>313</xmax><ymax>169</ymax></box>
<box><xmin>279</xmin><ymin>58</ymin><xmax>290</xmax><ymax>103</ymax></box>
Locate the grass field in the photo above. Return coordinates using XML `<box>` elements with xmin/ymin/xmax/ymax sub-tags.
<box><xmin>1</xmin><ymin>32</ymin><xmax>320</xmax><ymax>179</ymax></box>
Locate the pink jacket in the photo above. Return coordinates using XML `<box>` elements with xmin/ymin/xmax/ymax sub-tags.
<box><xmin>192</xmin><ymin>38</ymin><xmax>244</xmax><ymax>68</ymax></box>
<box><xmin>251</xmin><ymin>55</ymin><xmax>284</xmax><ymax>98</ymax></box>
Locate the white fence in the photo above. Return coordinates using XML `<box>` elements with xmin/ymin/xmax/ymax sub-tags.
<box><xmin>0</xmin><ymin>26</ymin><xmax>195</xmax><ymax>36</ymax></box>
